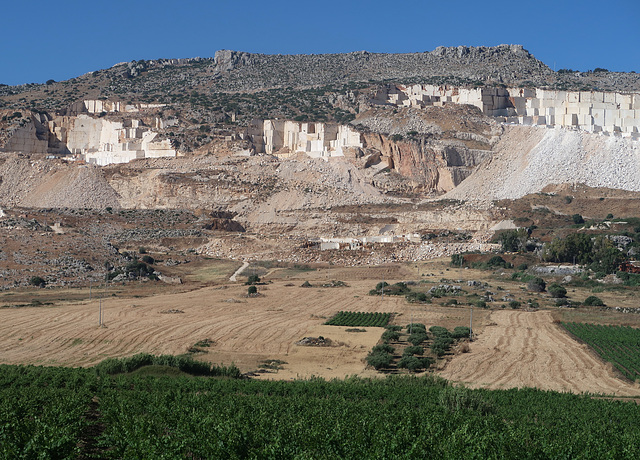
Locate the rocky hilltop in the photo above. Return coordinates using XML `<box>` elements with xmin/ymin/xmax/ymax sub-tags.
<box><xmin>212</xmin><ymin>45</ymin><xmax>553</xmax><ymax>90</ymax></box>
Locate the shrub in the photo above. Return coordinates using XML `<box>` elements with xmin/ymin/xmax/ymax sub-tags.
<box><xmin>429</xmin><ymin>326</ymin><xmax>451</xmax><ymax>338</ymax></box>
<box><xmin>450</xmin><ymin>254</ymin><xmax>466</xmax><ymax>267</ymax></box>
<box><xmin>406</xmin><ymin>292</ymin><xmax>430</xmax><ymax>303</ymax></box>
<box><xmin>452</xmin><ymin>327</ymin><xmax>471</xmax><ymax>339</ymax></box>
<box><xmin>527</xmin><ymin>277</ymin><xmax>546</xmax><ymax>292</ymax></box>
<box><xmin>406</xmin><ymin>323</ymin><xmax>427</xmax><ymax>333</ymax></box>
<box><xmin>408</xmin><ymin>332</ymin><xmax>428</xmax><ymax>346</ymax></box>
<box><xmin>371</xmin><ymin>344</ymin><xmax>395</xmax><ymax>354</ymax></box>
<box><xmin>246</xmin><ymin>274</ymin><xmax>261</xmax><ymax>285</ymax></box>
<box><xmin>381</xmin><ymin>330</ymin><xmax>400</xmax><ymax>343</ymax></box>
<box><xmin>487</xmin><ymin>255</ymin><xmax>509</xmax><ymax>268</ymax></box>
<box><xmin>572</xmin><ymin>214</ymin><xmax>585</xmax><ymax>224</ymax></box>
<box><xmin>583</xmin><ymin>295</ymin><xmax>605</xmax><ymax>306</ymax></box>
<box><xmin>475</xmin><ymin>300</ymin><xmax>488</xmax><ymax>309</ymax></box>
<box><xmin>366</xmin><ymin>351</ymin><xmax>392</xmax><ymax>369</ymax></box>
<box><xmin>547</xmin><ymin>283</ymin><xmax>567</xmax><ymax>298</ymax></box>
<box><xmin>509</xmin><ymin>300</ymin><xmax>521</xmax><ymax>309</ymax></box>
<box><xmin>385</xmin><ymin>325</ymin><xmax>402</xmax><ymax>332</ymax></box>
<box><xmin>247</xmin><ymin>285</ymin><xmax>258</xmax><ymax>295</ymax></box>
<box><xmin>398</xmin><ymin>355</ymin><xmax>434</xmax><ymax>372</ymax></box>
<box><xmin>403</xmin><ymin>346</ymin><xmax>424</xmax><ymax>356</ymax></box>
<box><xmin>141</xmin><ymin>255</ymin><xmax>155</xmax><ymax>265</ymax></box>
<box><xmin>29</xmin><ymin>276</ymin><xmax>46</xmax><ymax>288</ymax></box>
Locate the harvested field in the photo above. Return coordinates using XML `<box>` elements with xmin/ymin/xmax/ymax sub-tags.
<box><xmin>440</xmin><ymin>310</ymin><xmax>640</xmax><ymax>396</ymax></box>
<box><xmin>1</xmin><ymin>260</ymin><xmax>639</xmax><ymax>396</ymax></box>
<box><xmin>0</xmin><ymin>272</ymin><xmax>475</xmax><ymax>380</ymax></box>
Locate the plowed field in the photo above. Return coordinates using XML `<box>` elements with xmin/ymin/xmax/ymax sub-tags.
<box><xmin>440</xmin><ymin>310</ymin><xmax>640</xmax><ymax>396</ymax></box>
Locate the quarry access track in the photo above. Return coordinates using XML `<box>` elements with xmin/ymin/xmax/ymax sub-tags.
<box><xmin>439</xmin><ymin>310</ymin><xmax>640</xmax><ymax>396</ymax></box>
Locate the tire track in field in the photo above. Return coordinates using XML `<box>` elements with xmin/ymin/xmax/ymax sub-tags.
<box><xmin>439</xmin><ymin>310</ymin><xmax>640</xmax><ymax>396</ymax></box>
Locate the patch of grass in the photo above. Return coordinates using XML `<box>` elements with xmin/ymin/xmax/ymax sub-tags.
<box><xmin>259</xmin><ymin>359</ymin><xmax>287</xmax><ymax>370</ymax></box>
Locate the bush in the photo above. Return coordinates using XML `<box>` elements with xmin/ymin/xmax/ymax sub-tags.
<box><xmin>429</xmin><ymin>326</ymin><xmax>451</xmax><ymax>338</ymax></box>
<box><xmin>508</xmin><ymin>300</ymin><xmax>521</xmax><ymax>309</ymax></box>
<box><xmin>403</xmin><ymin>346</ymin><xmax>424</xmax><ymax>356</ymax></box>
<box><xmin>141</xmin><ymin>255</ymin><xmax>155</xmax><ymax>265</ymax></box>
<box><xmin>366</xmin><ymin>351</ymin><xmax>392</xmax><ymax>370</ymax></box>
<box><xmin>527</xmin><ymin>277</ymin><xmax>546</xmax><ymax>292</ymax></box>
<box><xmin>487</xmin><ymin>256</ymin><xmax>509</xmax><ymax>268</ymax></box>
<box><xmin>408</xmin><ymin>332</ymin><xmax>429</xmax><ymax>346</ymax></box>
<box><xmin>572</xmin><ymin>214</ymin><xmax>585</xmax><ymax>224</ymax></box>
<box><xmin>381</xmin><ymin>330</ymin><xmax>400</xmax><ymax>343</ymax></box>
<box><xmin>547</xmin><ymin>283</ymin><xmax>567</xmax><ymax>298</ymax></box>
<box><xmin>475</xmin><ymin>300</ymin><xmax>488</xmax><ymax>309</ymax></box>
<box><xmin>583</xmin><ymin>295</ymin><xmax>605</xmax><ymax>306</ymax></box>
<box><xmin>247</xmin><ymin>285</ymin><xmax>258</xmax><ymax>295</ymax></box>
<box><xmin>398</xmin><ymin>355</ymin><xmax>434</xmax><ymax>372</ymax></box>
<box><xmin>406</xmin><ymin>292</ymin><xmax>430</xmax><ymax>303</ymax></box>
<box><xmin>246</xmin><ymin>274</ymin><xmax>261</xmax><ymax>285</ymax></box>
<box><xmin>371</xmin><ymin>344</ymin><xmax>395</xmax><ymax>354</ymax></box>
<box><xmin>452</xmin><ymin>327</ymin><xmax>471</xmax><ymax>339</ymax></box>
<box><xmin>385</xmin><ymin>325</ymin><xmax>402</xmax><ymax>332</ymax></box>
<box><xmin>406</xmin><ymin>323</ymin><xmax>427</xmax><ymax>333</ymax></box>
<box><xmin>450</xmin><ymin>254</ymin><xmax>466</xmax><ymax>267</ymax></box>
<box><xmin>29</xmin><ymin>276</ymin><xmax>46</xmax><ymax>288</ymax></box>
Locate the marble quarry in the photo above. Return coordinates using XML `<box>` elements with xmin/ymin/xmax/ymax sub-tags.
<box><xmin>48</xmin><ymin>115</ymin><xmax>176</xmax><ymax>166</ymax></box>
<box><xmin>372</xmin><ymin>85</ymin><xmax>640</xmax><ymax>138</ymax></box>
<box><xmin>1</xmin><ymin>101</ymin><xmax>178</xmax><ymax>165</ymax></box>
<box><xmin>246</xmin><ymin>119</ymin><xmax>363</xmax><ymax>158</ymax></box>
<box><xmin>68</xmin><ymin>100</ymin><xmax>167</xmax><ymax>116</ymax></box>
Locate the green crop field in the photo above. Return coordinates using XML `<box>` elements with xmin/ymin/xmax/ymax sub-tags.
<box><xmin>324</xmin><ymin>311</ymin><xmax>391</xmax><ymax>327</ymax></box>
<box><xmin>2</xmin><ymin>357</ymin><xmax>640</xmax><ymax>458</ymax></box>
<box><xmin>562</xmin><ymin>322</ymin><xmax>640</xmax><ymax>381</ymax></box>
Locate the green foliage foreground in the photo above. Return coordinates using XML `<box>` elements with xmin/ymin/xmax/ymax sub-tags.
<box><xmin>2</xmin><ymin>363</ymin><xmax>640</xmax><ymax>458</ymax></box>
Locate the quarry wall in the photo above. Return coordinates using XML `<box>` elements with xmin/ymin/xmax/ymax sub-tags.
<box><xmin>372</xmin><ymin>85</ymin><xmax>640</xmax><ymax>138</ymax></box>
<box><xmin>246</xmin><ymin>120</ymin><xmax>363</xmax><ymax>158</ymax></box>
<box><xmin>0</xmin><ymin>101</ymin><xmax>178</xmax><ymax>165</ymax></box>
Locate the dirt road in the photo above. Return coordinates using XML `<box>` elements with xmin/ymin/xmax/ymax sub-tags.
<box><xmin>440</xmin><ymin>309</ymin><xmax>640</xmax><ymax>396</ymax></box>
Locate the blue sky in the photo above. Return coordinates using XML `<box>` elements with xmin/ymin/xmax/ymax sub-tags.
<box><xmin>1</xmin><ymin>0</ymin><xmax>638</xmax><ymax>86</ymax></box>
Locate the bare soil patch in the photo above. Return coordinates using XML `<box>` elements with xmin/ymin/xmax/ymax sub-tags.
<box><xmin>440</xmin><ymin>310</ymin><xmax>640</xmax><ymax>396</ymax></box>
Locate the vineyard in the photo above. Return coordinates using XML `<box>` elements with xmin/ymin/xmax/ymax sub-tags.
<box><xmin>2</xmin><ymin>362</ymin><xmax>640</xmax><ymax>458</ymax></box>
<box><xmin>324</xmin><ymin>311</ymin><xmax>391</xmax><ymax>327</ymax></box>
<box><xmin>562</xmin><ymin>322</ymin><xmax>640</xmax><ymax>381</ymax></box>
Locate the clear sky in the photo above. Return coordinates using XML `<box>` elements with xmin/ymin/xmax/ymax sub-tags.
<box><xmin>1</xmin><ymin>0</ymin><xmax>638</xmax><ymax>86</ymax></box>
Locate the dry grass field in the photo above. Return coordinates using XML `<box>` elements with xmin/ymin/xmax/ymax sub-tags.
<box><xmin>1</xmin><ymin>257</ymin><xmax>639</xmax><ymax>395</ymax></box>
